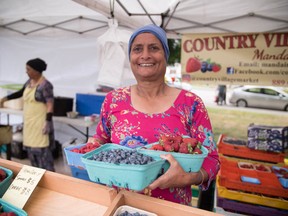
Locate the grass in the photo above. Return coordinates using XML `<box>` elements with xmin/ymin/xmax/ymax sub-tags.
<box><xmin>206</xmin><ymin>107</ymin><xmax>288</xmax><ymax>142</ymax></box>
<box><xmin>0</xmin><ymin>84</ymin><xmax>23</xmax><ymax>90</ymax></box>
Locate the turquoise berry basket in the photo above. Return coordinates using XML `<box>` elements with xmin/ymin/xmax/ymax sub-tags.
<box><xmin>64</xmin><ymin>143</ymin><xmax>87</xmax><ymax>169</ymax></box>
<box><xmin>81</xmin><ymin>144</ymin><xmax>165</xmax><ymax>191</ymax></box>
<box><xmin>137</xmin><ymin>143</ymin><xmax>208</xmax><ymax>172</ymax></box>
<box><xmin>0</xmin><ymin>198</ymin><xmax>28</xmax><ymax>216</ymax></box>
<box><xmin>0</xmin><ymin>166</ymin><xmax>13</xmax><ymax>197</ymax></box>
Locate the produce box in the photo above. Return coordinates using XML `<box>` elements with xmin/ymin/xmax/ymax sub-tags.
<box><xmin>0</xmin><ymin>125</ymin><xmax>12</xmax><ymax>145</ymax></box>
<box><xmin>217</xmin><ymin>134</ymin><xmax>285</xmax><ymax>163</ymax></box>
<box><xmin>104</xmin><ymin>190</ymin><xmax>222</xmax><ymax>216</ymax></box>
<box><xmin>0</xmin><ymin>166</ymin><xmax>13</xmax><ymax>197</ymax></box>
<box><xmin>76</xmin><ymin>93</ymin><xmax>106</xmax><ymax>116</ymax></box>
<box><xmin>217</xmin><ymin>196</ymin><xmax>288</xmax><ymax>216</ymax></box>
<box><xmin>219</xmin><ymin>156</ymin><xmax>288</xmax><ymax>198</ymax></box>
<box><xmin>0</xmin><ymin>199</ymin><xmax>27</xmax><ymax>216</ymax></box>
<box><xmin>138</xmin><ymin>143</ymin><xmax>208</xmax><ymax>172</ymax></box>
<box><xmin>247</xmin><ymin>124</ymin><xmax>288</xmax><ymax>153</ymax></box>
<box><xmin>217</xmin><ymin>177</ymin><xmax>288</xmax><ymax>210</ymax></box>
<box><xmin>81</xmin><ymin>144</ymin><xmax>165</xmax><ymax>191</ymax></box>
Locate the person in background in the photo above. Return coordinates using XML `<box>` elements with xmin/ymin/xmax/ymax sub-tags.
<box><xmin>91</xmin><ymin>24</ymin><xmax>220</xmax><ymax>206</ymax></box>
<box><xmin>0</xmin><ymin>58</ymin><xmax>55</xmax><ymax>171</ymax></box>
<box><xmin>217</xmin><ymin>85</ymin><xmax>227</xmax><ymax>105</ymax></box>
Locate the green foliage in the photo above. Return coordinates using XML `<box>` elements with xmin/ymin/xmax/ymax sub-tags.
<box><xmin>0</xmin><ymin>84</ymin><xmax>23</xmax><ymax>90</ymax></box>
<box><xmin>168</xmin><ymin>39</ymin><xmax>181</xmax><ymax>65</ymax></box>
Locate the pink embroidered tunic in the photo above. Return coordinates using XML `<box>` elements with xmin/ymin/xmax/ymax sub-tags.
<box><xmin>94</xmin><ymin>87</ymin><xmax>220</xmax><ymax>205</ymax></box>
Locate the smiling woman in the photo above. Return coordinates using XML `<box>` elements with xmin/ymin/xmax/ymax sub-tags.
<box><xmin>90</xmin><ymin>24</ymin><xmax>220</xmax><ymax>206</ymax></box>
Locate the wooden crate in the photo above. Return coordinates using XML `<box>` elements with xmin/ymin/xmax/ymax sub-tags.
<box><xmin>0</xmin><ymin>159</ymin><xmax>117</xmax><ymax>216</ymax></box>
<box><xmin>104</xmin><ymin>190</ymin><xmax>222</xmax><ymax>216</ymax></box>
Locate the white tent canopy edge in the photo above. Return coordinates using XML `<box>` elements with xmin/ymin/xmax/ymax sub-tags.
<box><xmin>1</xmin><ymin>0</ymin><xmax>288</xmax><ymax>98</ymax></box>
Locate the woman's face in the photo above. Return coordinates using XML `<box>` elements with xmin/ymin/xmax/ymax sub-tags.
<box><xmin>26</xmin><ymin>65</ymin><xmax>40</xmax><ymax>79</ymax></box>
<box><xmin>130</xmin><ymin>33</ymin><xmax>167</xmax><ymax>81</ymax></box>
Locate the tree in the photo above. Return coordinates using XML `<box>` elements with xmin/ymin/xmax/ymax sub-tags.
<box><xmin>168</xmin><ymin>39</ymin><xmax>181</xmax><ymax>65</ymax></box>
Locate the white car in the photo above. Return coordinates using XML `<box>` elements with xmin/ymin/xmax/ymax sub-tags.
<box><xmin>228</xmin><ymin>86</ymin><xmax>288</xmax><ymax>111</ymax></box>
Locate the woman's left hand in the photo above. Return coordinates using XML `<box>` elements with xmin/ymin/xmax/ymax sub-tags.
<box><xmin>42</xmin><ymin>121</ymin><xmax>53</xmax><ymax>134</ymax></box>
<box><xmin>148</xmin><ymin>154</ymin><xmax>198</xmax><ymax>190</ymax></box>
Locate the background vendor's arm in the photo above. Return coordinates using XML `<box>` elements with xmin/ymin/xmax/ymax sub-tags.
<box><xmin>46</xmin><ymin>99</ymin><xmax>54</xmax><ymax>114</ymax></box>
<box><xmin>0</xmin><ymin>84</ymin><xmax>25</xmax><ymax>107</ymax></box>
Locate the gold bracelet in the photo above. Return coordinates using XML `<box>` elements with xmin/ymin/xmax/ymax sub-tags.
<box><xmin>196</xmin><ymin>169</ymin><xmax>205</xmax><ymax>186</ymax></box>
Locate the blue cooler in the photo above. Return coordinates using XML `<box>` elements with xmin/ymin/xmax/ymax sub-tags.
<box><xmin>76</xmin><ymin>93</ymin><xmax>106</xmax><ymax>116</ymax></box>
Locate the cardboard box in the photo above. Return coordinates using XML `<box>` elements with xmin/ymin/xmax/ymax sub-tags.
<box><xmin>76</xmin><ymin>93</ymin><xmax>106</xmax><ymax>116</ymax></box>
<box><xmin>104</xmin><ymin>190</ymin><xmax>222</xmax><ymax>216</ymax></box>
<box><xmin>0</xmin><ymin>125</ymin><xmax>12</xmax><ymax>145</ymax></box>
<box><xmin>247</xmin><ymin>124</ymin><xmax>288</xmax><ymax>153</ymax></box>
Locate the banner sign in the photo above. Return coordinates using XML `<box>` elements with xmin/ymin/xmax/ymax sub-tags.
<box><xmin>181</xmin><ymin>32</ymin><xmax>288</xmax><ymax>87</ymax></box>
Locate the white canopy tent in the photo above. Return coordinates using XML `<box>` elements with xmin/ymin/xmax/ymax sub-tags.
<box><xmin>0</xmin><ymin>0</ymin><xmax>288</xmax><ymax>97</ymax></box>
<box><xmin>75</xmin><ymin>0</ymin><xmax>288</xmax><ymax>36</ymax></box>
<box><xmin>0</xmin><ymin>0</ymin><xmax>134</xmax><ymax>97</ymax></box>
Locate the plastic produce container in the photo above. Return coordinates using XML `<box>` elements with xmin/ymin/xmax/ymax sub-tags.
<box><xmin>64</xmin><ymin>144</ymin><xmax>87</xmax><ymax>169</ymax></box>
<box><xmin>69</xmin><ymin>165</ymin><xmax>91</xmax><ymax>182</ymax></box>
<box><xmin>238</xmin><ymin>162</ymin><xmax>255</xmax><ymax>170</ymax></box>
<box><xmin>271</xmin><ymin>166</ymin><xmax>288</xmax><ymax>189</ymax></box>
<box><xmin>254</xmin><ymin>164</ymin><xmax>271</xmax><ymax>173</ymax></box>
<box><xmin>81</xmin><ymin>144</ymin><xmax>165</xmax><ymax>191</ymax></box>
<box><xmin>271</xmin><ymin>166</ymin><xmax>288</xmax><ymax>178</ymax></box>
<box><xmin>0</xmin><ymin>166</ymin><xmax>13</xmax><ymax>197</ymax></box>
<box><xmin>0</xmin><ymin>199</ymin><xmax>28</xmax><ymax>216</ymax></box>
<box><xmin>138</xmin><ymin>143</ymin><xmax>208</xmax><ymax>172</ymax></box>
<box><xmin>113</xmin><ymin>205</ymin><xmax>157</xmax><ymax>216</ymax></box>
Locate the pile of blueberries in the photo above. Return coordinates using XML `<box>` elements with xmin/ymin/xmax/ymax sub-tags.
<box><xmin>90</xmin><ymin>148</ymin><xmax>155</xmax><ymax>165</ymax></box>
<box><xmin>117</xmin><ymin>211</ymin><xmax>148</xmax><ymax>216</ymax></box>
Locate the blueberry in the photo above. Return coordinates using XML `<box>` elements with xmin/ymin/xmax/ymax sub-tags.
<box><xmin>201</xmin><ymin>61</ymin><xmax>208</xmax><ymax>72</ymax></box>
<box><xmin>207</xmin><ymin>63</ymin><xmax>213</xmax><ymax>71</ymax></box>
